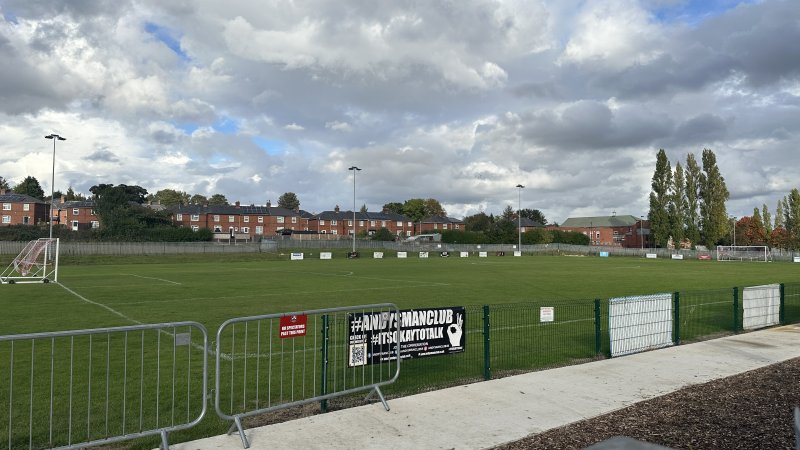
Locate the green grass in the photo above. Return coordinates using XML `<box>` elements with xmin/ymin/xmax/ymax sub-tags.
<box><xmin>2</xmin><ymin>253</ymin><xmax>800</xmax><ymax>448</ymax></box>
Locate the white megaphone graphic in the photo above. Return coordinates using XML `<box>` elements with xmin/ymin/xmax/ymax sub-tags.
<box><xmin>446</xmin><ymin>313</ymin><xmax>463</xmax><ymax>347</ymax></box>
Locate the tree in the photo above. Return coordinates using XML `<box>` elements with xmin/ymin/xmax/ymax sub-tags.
<box><xmin>0</xmin><ymin>176</ymin><xmax>10</xmax><ymax>190</ymax></box>
<box><xmin>519</xmin><ymin>208</ymin><xmax>547</xmax><ymax>225</ymax></box>
<box><xmin>371</xmin><ymin>227</ymin><xmax>395</xmax><ymax>241</ymax></box>
<box><xmin>648</xmin><ymin>149</ymin><xmax>672</xmax><ymax>247</ymax></box>
<box><xmin>750</xmin><ymin>208</ymin><xmax>766</xmax><ymax>245</ymax></box>
<box><xmin>64</xmin><ymin>186</ymin><xmax>86</xmax><ymax>201</ymax></box>
<box><xmin>13</xmin><ymin>176</ymin><xmax>45</xmax><ymax>199</ymax></box>
<box><xmin>422</xmin><ymin>198</ymin><xmax>446</xmax><ymax>217</ymax></box>
<box><xmin>775</xmin><ymin>199</ymin><xmax>785</xmax><ymax>230</ymax></box>
<box><xmin>762</xmin><ymin>204</ymin><xmax>772</xmax><ymax>237</ymax></box>
<box><xmin>401</xmin><ymin>198</ymin><xmax>446</xmax><ymax>222</ymax></box>
<box><xmin>699</xmin><ymin>149</ymin><xmax>730</xmax><ymax>247</ymax></box>
<box><xmin>89</xmin><ymin>184</ymin><xmax>149</xmax><ymax>238</ymax></box>
<box><xmin>189</xmin><ymin>194</ymin><xmax>208</xmax><ymax>205</ymax></box>
<box><xmin>208</xmin><ymin>194</ymin><xmax>228</xmax><ymax>206</ymax></box>
<box><xmin>463</xmin><ymin>212</ymin><xmax>492</xmax><ymax>232</ymax></box>
<box><xmin>152</xmin><ymin>189</ymin><xmax>190</xmax><ymax>206</ymax></box>
<box><xmin>382</xmin><ymin>202</ymin><xmax>404</xmax><ymax>214</ymax></box>
<box><xmin>786</xmin><ymin>188</ymin><xmax>800</xmax><ymax>249</ymax></box>
<box><xmin>501</xmin><ymin>205</ymin><xmax>515</xmax><ymax>220</ymax></box>
<box><xmin>277</xmin><ymin>192</ymin><xmax>300</xmax><ymax>210</ymax></box>
<box><xmin>668</xmin><ymin>162</ymin><xmax>686</xmax><ymax>245</ymax></box>
<box><xmin>360</xmin><ymin>204</ymin><xmax>368</xmax><ymax>213</ymax></box>
<box><xmin>684</xmin><ymin>153</ymin><xmax>702</xmax><ymax>247</ymax></box>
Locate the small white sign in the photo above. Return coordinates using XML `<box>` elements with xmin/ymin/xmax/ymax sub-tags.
<box><xmin>373</xmin><ymin>252</ymin><xmax>384</xmax><ymax>259</ymax></box>
<box><xmin>646</xmin><ymin>253</ymin><xmax>657</xmax><ymax>259</ymax></box>
<box><xmin>513</xmin><ymin>251</ymin><xmax>522</xmax><ymax>257</ymax></box>
<box><xmin>320</xmin><ymin>252</ymin><xmax>332</xmax><ymax>260</ymax></box>
<box><xmin>671</xmin><ymin>254</ymin><xmax>684</xmax><ymax>260</ymax></box>
<box><xmin>540</xmin><ymin>307</ymin><xmax>555</xmax><ymax>323</ymax></box>
<box><xmin>794</xmin><ymin>256</ymin><xmax>800</xmax><ymax>263</ymax></box>
<box><xmin>600</xmin><ymin>251</ymin><xmax>609</xmax><ymax>257</ymax></box>
<box><xmin>290</xmin><ymin>252</ymin><xmax>304</xmax><ymax>261</ymax></box>
<box><xmin>397</xmin><ymin>252</ymin><xmax>407</xmax><ymax>258</ymax></box>
<box><xmin>460</xmin><ymin>251</ymin><xmax>469</xmax><ymax>258</ymax></box>
<box><xmin>419</xmin><ymin>252</ymin><xmax>429</xmax><ymax>258</ymax></box>
<box><xmin>479</xmin><ymin>252</ymin><xmax>488</xmax><ymax>258</ymax></box>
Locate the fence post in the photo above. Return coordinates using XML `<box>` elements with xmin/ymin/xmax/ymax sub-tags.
<box><xmin>733</xmin><ymin>287</ymin><xmax>740</xmax><ymax>333</ymax></box>
<box><xmin>673</xmin><ymin>292</ymin><xmax>680</xmax><ymax>345</ymax></box>
<box><xmin>320</xmin><ymin>314</ymin><xmax>329</xmax><ymax>413</ymax></box>
<box><xmin>780</xmin><ymin>283</ymin><xmax>786</xmax><ymax>324</ymax></box>
<box><xmin>593</xmin><ymin>299</ymin><xmax>601</xmax><ymax>356</ymax></box>
<box><xmin>483</xmin><ymin>305</ymin><xmax>491</xmax><ymax>380</ymax></box>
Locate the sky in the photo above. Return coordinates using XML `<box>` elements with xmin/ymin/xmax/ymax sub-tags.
<box><xmin>0</xmin><ymin>0</ymin><xmax>798</xmax><ymax>224</ymax></box>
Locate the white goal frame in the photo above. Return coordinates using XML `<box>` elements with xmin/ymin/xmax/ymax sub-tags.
<box><xmin>1</xmin><ymin>238</ymin><xmax>60</xmax><ymax>284</ymax></box>
<box><xmin>716</xmin><ymin>245</ymin><xmax>770</xmax><ymax>262</ymax></box>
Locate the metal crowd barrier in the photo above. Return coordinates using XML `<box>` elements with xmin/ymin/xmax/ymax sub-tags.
<box><xmin>0</xmin><ymin>322</ymin><xmax>208</xmax><ymax>450</ymax></box>
<box><xmin>215</xmin><ymin>303</ymin><xmax>401</xmax><ymax>448</ymax></box>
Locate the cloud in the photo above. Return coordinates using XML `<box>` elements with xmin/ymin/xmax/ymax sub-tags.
<box><xmin>85</xmin><ymin>149</ymin><xmax>120</xmax><ymax>163</ymax></box>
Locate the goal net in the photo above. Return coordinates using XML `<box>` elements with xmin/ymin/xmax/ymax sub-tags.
<box><xmin>1</xmin><ymin>238</ymin><xmax>60</xmax><ymax>284</ymax></box>
<box><xmin>716</xmin><ymin>245</ymin><xmax>770</xmax><ymax>262</ymax></box>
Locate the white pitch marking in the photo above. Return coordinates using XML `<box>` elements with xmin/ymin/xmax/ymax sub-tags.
<box><xmin>125</xmin><ymin>274</ymin><xmax>182</xmax><ymax>285</ymax></box>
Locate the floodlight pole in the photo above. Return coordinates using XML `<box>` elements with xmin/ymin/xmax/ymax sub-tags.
<box><xmin>349</xmin><ymin>166</ymin><xmax>361</xmax><ymax>254</ymax></box>
<box><xmin>731</xmin><ymin>216</ymin><xmax>736</xmax><ymax>246</ymax></box>
<box><xmin>45</xmin><ymin>134</ymin><xmax>66</xmax><ymax>239</ymax></box>
<box><xmin>640</xmin><ymin>215</ymin><xmax>644</xmax><ymax>250</ymax></box>
<box><xmin>516</xmin><ymin>184</ymin><xmax>524</xmax><ymax>252</ymax></box>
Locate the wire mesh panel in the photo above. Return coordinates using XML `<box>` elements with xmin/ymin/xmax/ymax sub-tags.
<box><xmin>742</xmin><ymin>284</ymin><xmax>780</xmax><ymax>330</ymax></box>
<box><xmin>0</xmin><ymin>322</ymin><xmax>208</xmax><ymax>450</ymax></box>
<box><xmin>679</xmin><ymin>288</ymin><xmax>735</xmax><ymax>342</ymax></box>
<box><xmin>490</xmin><ymin>301</ymin><xmax>597</xmax><ymax>375</ymax></box>
<box><xmin>784</xmin><ymin>283</ymin><xmax>800</xmax><ymax>324</ymax></box>
<box><xmin>608</xmin><ymin>294</ymin><xmax>673</xmax><ymax>357</ymax></box>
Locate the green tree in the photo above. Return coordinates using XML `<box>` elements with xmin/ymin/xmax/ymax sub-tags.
<box><xmin>522</xmin><ymin>228</ymin><xmax>553</xmax><ymax>244</ymax></box>
<box><xmin>648</xmin><ymin>149</ymin><xmax>672</xmax><ymax>247</ymax></box>
<box><xmin>501</xmin><ymin>205</ymin><xmax>515</xmax><ymax>220</ymax></box>
<box><xmin>747</xmin><ymin>208</ymin><xmax>767</xmax><ymax>245</ymax></box>
<box><xmin>775</xmin><ymin>199</ymin><xmax>785</xmax><ymax>230</ymax></box>
<box><xmin>64</xmin><ymin>186</ymin><xmax>86</xmax><ymax>201</ymax></box>
<box><xmin>762</xmin><ymin>204</ymin><xmax>772</xmax><ymax>237</ymax></box>
<box><xmin>278</xmin><ymin>192</ymin><xmax>300</xmax><ymax>210</ymax></box>
<box><xmin>382</xmin><ymin>202</ymin><xmax>404</xmax><ymax>214</ymax></box>
<box><xmin>786</xmin><ymin>188</ymin><xmax>800</xmax><ymax>249</ymax></box>
<box><xmin>422</xmin><ymin>198</ymin><xmax>446</xmax><ymax>217</ymax></box>
<box><xmin>463</xmin><ymin>212</ymin><xmax>492</xmax><ymax>232</ymax></box>
<box><xmin>89</xmin><ymin>184</ymin><xmax>149</xmax><ymax>238</ymax></box>
<box><xmin>519</xmin><ymin>208</ymin><xmax>547</xmax><ymax>225</ymax></box>
<box><xmin>208</xmin><ymin>194</ymin><xmax>229</xmax><ymax>206</ymax></box>
<box><xmin>153</xmin><ymin>189</ymin><xmax>190</xmax><ymax>206</ymax></box>
<box><xmin>668</xmin><ymin>162</ymin><xmax>686</xmax><ymax>245</ymax></box>
<box><xmin>371</xmin><ymin>227</ymin><xmax>395</xmax><ymax>241</ymax></box>
<box><xmin>13</xmin><ymin>176</ymin><xmax>45</xmax><ymax>199</ymax></box>
<box><xmin>684</xmin><ymin>153</ymin><xmax>702</xmax><ymax>247</ymax></box>
<box><xmin>360</xmin><ymin>204</ymin><xmax>368</xmax><ymax>213</ymax></box>
<box><xmin>189</xmin><ymin>194</ymin><xmax>208</xmax><ymax>205</ymax></box>
<box><xmin>699</xmin><ymin>149</ymin><xmax>730</xmax><ymax>247</ymax></box>
<box><xmin>0</xmin><ymin>176</ymin><xmax>11</xmax><ymax>190</ymax></box>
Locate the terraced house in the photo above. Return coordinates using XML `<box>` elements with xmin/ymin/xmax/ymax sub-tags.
<box><xmin>0</xmin><ymin>190</ymin><xmax>48</xmax><ymax>226</ymax></box>
<box><xmin>56</xmin><ymin>200</ymin><xmax>99</xmax><ymax>231</ymax></box>
<box><xmin>172</xmin><ymin>201</ymin><xmax>309</xmax><ymax>238</ymax></box>
<box><xmin>307</xmin><ymin>206</ymin><xmax>416</xmax><ymax>237</ymax></box>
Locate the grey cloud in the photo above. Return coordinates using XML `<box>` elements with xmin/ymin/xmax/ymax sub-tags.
<box><xmin>85</xmin><ymin>149</ymin><xmax>119</xmax><ymax>163</ymax></box>
<box><xmin>673</xmin><ymin>114</ymin><xmax>730</xmax><ymax>143</ymax></box>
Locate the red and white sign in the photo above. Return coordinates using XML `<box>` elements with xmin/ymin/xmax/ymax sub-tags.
<box><xmin>279</xmin><ymin>314</ymin><xmax>308</xmax><ymax>338</ymax></box>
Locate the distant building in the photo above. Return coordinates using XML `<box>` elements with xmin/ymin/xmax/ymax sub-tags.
<box><xmin>552</xmin><ymin>214</ymin><xmax>649</xmax><ymax>247</ymax></box>
<box><xmin>307</xmin><ymin>206</ymin><xmax>415</xmax><ymax>238</ymax></box>
<box><xmin>172</xmin><ymin>201</ymin><xmax>310</xmax><ymax>239</ymax></box>
<box><xmin>56</xmin><ymin>200</ymin><xmax>99</xmax><ymax>231</ymax></box>
<box><xmin>418</xmin><ymin>215</ymin><xmax>464</xmax><ymax>234</ymax></box>
<box><xmin>518</xmin><ymin>217</ymin><xmax>545</xmax><ymax>232</ymax></box>
<box><xmin>0</xmin><ymin>189</ymin><xmax>48</xmax><ymax>226</ymax></box>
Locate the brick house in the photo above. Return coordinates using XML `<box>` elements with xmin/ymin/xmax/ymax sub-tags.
<box><xmin>308</xmin><ymin>206</ymin><xmax>416</xmax><ymax>238</ymax></box>
<box><xmin>518</xmin><ymin>217</ymin><xmax>545</xmax><ymax>232</ymax></box>
<box><xmin>172</xmin><ymin>201</ymin><xmax>309</xmax><ymax>238</ymax></box>
<box><xmin>56</xmin><ymin>200</ymin><xmax>99</xmax><ymax>231</ymax></box>
<box><xmin>0</xmin><ymin>190</ymin><xmax>48</xmax><ymax>226</ymax></box>
<box><xmin>418</xmin><ymin>215</ymin><xmax>464</xmax><ymax>234</ymax></box>
<box><xmin>552</xmin><ymin>215</ymin><xmax>650</xmax><ymax>247</ymax></box>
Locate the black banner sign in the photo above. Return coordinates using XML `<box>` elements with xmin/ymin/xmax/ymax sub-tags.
<box><xmin>347</xmin><ymin>307</ymin><xmax>465</xmax><ymax>366</ymax></box>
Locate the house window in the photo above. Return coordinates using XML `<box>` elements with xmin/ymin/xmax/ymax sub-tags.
<box><xmin>2</xmin><ymin>203</ymin><xmax>10</xmax><ymax>211</ymax></box>
<box><xmin>23</xmin><ymin>204</ymin><xmax>30</xmax><ymax>211</ymax></box>
<box><xmin>291</xmin><ymin>216</ymin><xmax>297</xmax><ymax>224</ymax></box>
<box><xmin>370</xmin><ymin>220</ymin><xmax>376</xmax><ymax>226</ymax></box>
<box><xmin>396</xmin><ymin>221</ymin><xmax>402</xmax><ymax>227</ymax></box>
<box><xmin>406</xmin><ymin>231</ymin><xmax>412</xmax><ymax>236</ymax></box>
<box><xmin>331</xmin><ymin>220</ymin><xmax>337</xmax><ymax>225</ymax></box>
<box><xmin>359</xmin><ymin>221</ymin><xmax>364</xmax><ymax>226</ymax></box>
<box><xmin>176</xmin><ymin>213</ymin><xmax>183</xmax><ymax>221</ymax></box>
<box><xmin>73</xmin><ymin>209</ymin><xmax>80</xmax><ymax>215</ymax></box>
<box><xmin>191</xmin><ymin>225</ymin><xmax>199</xmax><ymax>232</ymax></box>
<box><xmin>71</xmin><ymin>221</ymin><xmax>79</xmax><ymax>231</ymax></box>
<box><xmin>320</xmin><ymin>230</ymin><xmax>327</xmax><ymax>234</ymax></box>
<box><xmin>348</xmin><ymin>220</ymin><xmax>353</xmax><ymax>226</ymax></box>
<box><xmin>91</xmin><ymin>221</ymin><xmax>99</xmax><ymax>229</ymax></box>
<box><xmin>23</xmin><ymin>216</ymin><xmax>30</xmax><ymax>225</ymax></box>
<box><xmin>214</xmin><ymin>226</ymin><xmax>222</xmax><ymax>232</ymax></box>
<box><xmin>256</xmin><ymin>226</ymin><xmax>263</xmax><ymax>235</ymax></box>
<box><xmin>228</xmin><ymin>216</ymin><xmax>235</xmax><ymax>222</ymax></box>
<box><xmin>243</xmin><ymin>216</ymin><xmax>249</xmax><ymax>223</ymax></box>
<box><xmin>320</xmin><ymin>220</ymin><xmax>325</xmax><ymax>225</ymax></box>
<box><xmin>191</xmin><ymin>214</ymin><xmax>199</xmax><ymax>221</ymax></box>
<box><xmin>213</xmin><ymin>215</ymin><xmax>220</xmax><ymax>222</ymax></box>
<box><xmin>241</xmin><ymin>227</ymin><xmax>250</xmax><ymax>233</ymax></box>
<box><xmin>258</xmin><ymin>216</ymin><xmax>264</xmax><ymax>223</ymax></box>
<box><xmin>433</xmin><ymin>223</ymin><xmax>438</xmax><ymax>229</ymax></box>
<box><xmin>332</xmin><ymin>230</ymin><xmax>338</xmax><ymax>235</ymax></box>
<box><xmin>277</xmin><ymin>216</ymin><xmax>285</xmax><ymax>224</ymax></box>
<box><xmin>407</xmin><ymin>222</ymin><xmax>412</xmax><ymax>227</ymax></box>
<box><xmin>1</xmin><ymin>215</ymin><xmax>10</xmax><ymax>223</ymax></box>
<box><xmin>91</xmin><ymin>209</ymin><xmax>96</xmax><ymax>215</ymax></box>
<box><xmin>382</xmin><ymin>220</ymin><xmax>387</xmax><ymax>227</ymax></box>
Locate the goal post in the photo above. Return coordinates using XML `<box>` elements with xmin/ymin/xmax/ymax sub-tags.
<box><xmin>716</xmin><ymin>245</ymin><xmax>770</xmax><ymax>262</ymax></box>
<box><xmin>1</xmin><ymin>238</ymin><xmax>60</xmax><ymax>284</ymax></box>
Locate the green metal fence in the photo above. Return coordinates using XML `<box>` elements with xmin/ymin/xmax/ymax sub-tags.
<box><xmin>785</xmin><ymin>282</ymin><xmax>800</xmax><ymax>324</ymax></box>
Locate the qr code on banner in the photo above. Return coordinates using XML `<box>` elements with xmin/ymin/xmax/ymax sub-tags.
<box><xmin>349</xmin><ymin>343</ymin><xmax>367</xmax><ymax>367</ymax></box>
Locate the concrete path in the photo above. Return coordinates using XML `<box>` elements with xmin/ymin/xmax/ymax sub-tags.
<box><xmin>171</xmin><ymin>324</ymin><xmax>800</xmax><ymax>450</ymax></box>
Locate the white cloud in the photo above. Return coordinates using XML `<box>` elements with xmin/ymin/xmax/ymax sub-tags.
<box><xmin>284</xmin><ymin>123</ymin><xmax>305</xmax><ymax>131</ymax></box>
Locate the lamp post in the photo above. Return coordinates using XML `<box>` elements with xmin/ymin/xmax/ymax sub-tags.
<box><xmin>515</xmin><ymin>184</ymin><xmax>524</xmax><ymax>253</ymax></box>
<box><xmin>731</xmin><ymin>216</ymin><xmax>736</xmax><ymax>246</ymax></box>
<box><xmin>348</xmin><ymin>166</ymin><xmax>361</xmax><ymax>254</ymax></box>
<box><xmin>45</xmin><ymin>134</ymin><xmax>66</xmax><ymax>239</ymax></box>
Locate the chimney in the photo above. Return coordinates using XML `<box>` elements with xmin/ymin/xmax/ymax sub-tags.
<box><xmin>0</xmin><ymin>188</ymin><xmax>5</xmax><ymax>195</ymax></box>
<box><xmin>235</xmin><ymin>201</ymin><xmax>240</xmax><ymax>208</ymax></box>
<box><xmin>60</xmin><ymin>195</ymin><xmax>66</xmax><ymax>204</ymax></box>
<box><xmin>334</xmin><ymin>205</ymin><xmax>340</xmax><ymax>213</ymax></box>
<box><xmin>267</xmin><ymin>200</ymin><xmax>272</xmax><ymax>208</ymax></box>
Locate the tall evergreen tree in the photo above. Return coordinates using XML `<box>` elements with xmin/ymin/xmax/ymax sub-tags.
<box><xmin>648</xmin><ymin>149</ymin><xmax>672</xmax><ymax>247</ymax></box>
<box><xmin>775</xmin><ymin>199</ymin><xmax>785</xmax><ymax>229</ymax></box>
<box><xmin>668</xmin><ymin>162</ymin><xmax>686</xmax><ymax>245</ymax></box>
<box><xmin>787</xmin><ymin>188</ymin><xmax>800</xmax><ymax>249</ymax></box>
<box><xmin>699</xmin><ymin>149</ymin><xmax>730</xmax><ymax>247</ymax></box>
<box><xmin>0</xmin><ymin>176</ymin><xmax>11</xmax><ymax>190</ymax></box>
<box><xmin>762</xmin><ymin>204</ymin><xmax>772</xmax><ymax>236</ymax></box>
<box><xmin>277</xmin><ymin>192</ymin><xmax>300</xmax><ymax>210</ymax></box>
<box><xmin>684</xmin><ymin>153</ymin><xmax>702</xmax><ymax>246</ymax></box>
